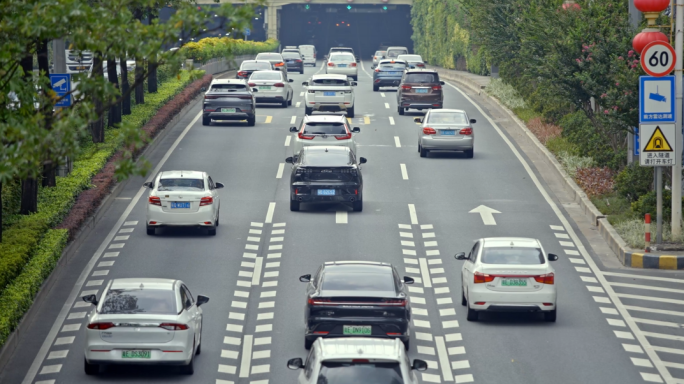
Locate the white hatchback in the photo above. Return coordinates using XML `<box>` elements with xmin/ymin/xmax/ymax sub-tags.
<box><xmin>326</xmin><ymin>53</ymin><xmax>358</xmax><ymax>81</ymax></box>
<box><xmin>289</xmin><ymin>114</ymin><xmax>360</xmax><ymax>157</ymax></box>
<box><xmin>287</xmin><ymin>337</ymin><xmax>427</xmax><ymax>384</ymax></box>
<box><xmin>82</xmin><ymin>278</ymin><xmax>209</xmax><ymax>375</ymax></box>
<box><xmin>455</xmin><ymin>237</ymin><xmax>559</xmax><ymax>322</ymax></box>
<box><xmin>303</xmin><ymin>74</ymin><xmax>357</xmax><ymax>117</ymax></box>
<box><xmin>144</xmin><ymin>170</ymin><xmax>223</xmax><ymax>236</ymax></box>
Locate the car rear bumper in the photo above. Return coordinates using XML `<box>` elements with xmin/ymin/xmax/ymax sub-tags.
<box><xmin>468</xmin><ymin>286</ymin><xmax>556</xmax><ymax>311</ymax></box>
<box><xmin>420</xmin><ymin>136</ymin><xmax>473</xmax><ymax>150</ymax></box>
<box><xmin>85</xmin><ymin>338</ymin><xmax>193</xmax><ymax>365</ymax></box>
<box><xmin>310</xmin><ymin>102</ymin><xmax>351</xmax><ymax>112</ymax></box>
<box><xmin>255</xmin><ymin>96</ymin><xmax>286</xmax><ymax>103</ymax></box>
<box><xmin>305</xmin><ymin>317</ymin><xmax>409</xmax><ymax>339</ymax></box>
<box><xmin>327</xmin><ymin>68</ymin><xmax>358</xmax><ymax>76</ymax></box>
<box><xmin>374</xmin><ymin>78</ymin><xmax>402</xmax><ymax>87</ymax></box>
<box><xmin>147</xmin><ymin>206</ymin><xmax>215</xmax><ymax>227</ymax></box>
<box><xmin>292</xmin><ymin>194</ymin><xmax>359</xmax><ymax>203</ymax></box>
<box><xmin>286</xmin><ymin>64</ymin><xmax>303</xmax><ymax>71</ymax></box>
<box><xmin>400</xmin><ymin>101</ymin><xmax>443</xmax><ymax>109</ymax></box>
<box><xmin>204</xmin><ymin>112</ymin><xmax>253</xmax><ymax>121</ymax></box>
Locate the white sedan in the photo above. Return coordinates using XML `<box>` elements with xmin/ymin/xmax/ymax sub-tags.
<box><xmin>287</xmin><ymin>337</ymin><xmax>427</xmax><ymax>384</ymax></box>
<box><xmin>302</xmin><ymin>74</ymin><xmax>357</xmax><ymax>117</ymax></box>
<box><xmin>289</xmin><ymin>114</ymin><xmax>360</xmax><ymax>158</ymax></box>
<box><xmin>248</xmin><ymin>70</ymin><xmax>294</xmax><ymax>108</ymax></box>
<box><xmin>455</xmin><ymin>237</ymin><xmax>558</xmax><ymax>322</ymax></box>
<box><xmin>144</xmin><ymin>170</ymin><xmax>223</xmax><ymax>236</ymax></box>
<box><xmin>83</xmin><ymin>278</ymin><xmax>209</xmax><ymax>375</ymax></box>
<box><xmin>326</xmin><ymin>53</ymin><xmax>358</xmax><ymax>81</ymax></box>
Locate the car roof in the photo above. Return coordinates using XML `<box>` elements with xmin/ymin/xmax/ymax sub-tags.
<box><xmin>482</xmin><ymin>237</ymin><xmax>541</xmax><ymax>248</ymax></box>
<box><xmin>323</xmin><ymin>261</ymin><xmax>393</xmax><ymax>273</ymax></box>
<box><xmin>257</xmin><ymin>52</ymin><xmax>282</xmax><ymax>57</ymax></box>
<box><xmin>316</xmin><ymin>338</ymin><xmax>403</xmax><ymax>361</ymax></box>
<box><xmin>242</xmin><ymin>60</ymin><xmax>271</xmax><ymax>64</ymax></box>
<box><xmin>109</xmin><ymin>278</ymin><xmax>178</xmax><ymax>291</ymax></box>
<box><xmin>250</xmin><ymin>70</ymin><xmax>283</xmax><ymax>76</ymax></box>
<box><xmin>404</xmin><ymin>69</ymin><xmax>437</xmax><ymax>74</ymax></box>
<box><xmin>159</xmin><ymin>170</ymin><xmax>204</xmax><ymax>179</ymax></box>
<box><xmin>211</xmin><ymin>79</ymin><xmax>247</xmax><ymax>85</ymax></box>
<box><xmin>331</xmin><ymin>47</ymin><xmax>353</xmax><ymax>50</ymax></box>
<box><xmin>387</xmin><ymin>46</ymin><xmax>408</xmax><ymax>49</ymax></box>
<box><xmin>430</xmin><ymin>109</ymin><xmax>466</xmax><ymax>114</ymax></box>
<box><xmin>311</xmin><ymin>74</ymin><xmax>348</xmax><ymax>81</ymax></box>
<box><xmin>303</xmin><ymin>114</ymin><xmax>347</xmax><ymax>122</ymax></box>
<box><xmin>379</xmin><ymin>59</ymin><xmax>406</xmax><ymax>64</ymax></box>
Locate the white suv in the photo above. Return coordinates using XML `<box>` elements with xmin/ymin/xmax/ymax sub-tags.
<box><xmin>302</xmin><ymin>74</ymin><xmax>357</xmax><ymax>117</ymax></box>
<box><xmin>289</xmin><ymin>114</ymin><xmax>360</xmax><ymax>157</ymax></box>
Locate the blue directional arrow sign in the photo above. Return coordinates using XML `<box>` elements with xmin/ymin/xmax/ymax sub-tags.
<box><xmin>244</xmin><ymin>28</ymin><xmax>251</xmax><ymax>37</ymax></box>
<box><xmin>50</xmin><ymin>74</ymin><xmax>72</xmax><ymax>107</ymax></box>
<box><xmin>639</xmin><ymin>75</ymin><xmax>675</xmax><ymax>123</ymax></box>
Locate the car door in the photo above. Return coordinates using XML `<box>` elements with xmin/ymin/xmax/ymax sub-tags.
<box><xmin>207</xmin><ymin>176</ymin><xmax>219</xmax><ymax>218</ymax></box>
<box><xmin>180</xmin><ymin>285</ymin><xmax>199</xmax><ymax>347</ymax></box>
<box><xmin>280</xmin><ymin>71</ymin><xmax>292</xmax><ymax>99</ymax></box>
<box><xmin>463</xmin><ymin>241</ymin><xmax>480</xmax><ymax>295</ymax></box>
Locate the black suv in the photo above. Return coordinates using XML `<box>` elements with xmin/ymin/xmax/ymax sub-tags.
<box><xmin>299</xmin><ymin>261</ymin><xmax>414</xmax><ymax>350</ymax></box>
<box><xmin>286</xmin><ymin>146</ymin><xmax>366</xmax><ymax>212</ymax></box>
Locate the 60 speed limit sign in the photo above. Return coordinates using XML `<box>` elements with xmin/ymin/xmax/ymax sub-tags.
<box><xmin>641</xmin><ymin>41</ymin><xmax>676</xmax><ymax>77</ymax></box>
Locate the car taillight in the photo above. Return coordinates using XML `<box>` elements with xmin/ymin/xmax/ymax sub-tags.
<box><xmin>296</xmin><ymin>59</ymin><xmax>302</xmax><ymax>63</ymax></box>
<box><xmin>335</xmin><ymin>131</ymin><xmax>352</xmax><ymax>140</ymax></box>
<box><xmin>328</xmin><ymin>62</ymin><xmax>335</xmax><ymax>67</ymax></box>
<box><xmin>248</xmin><ymin>82</ymin><xmax>256</xmax><ymax>87</ymax></box>
<box><xmin>238</xmin><ymin>95</ymin><xmax>253</xmax><ymax>99</ymax></box>
<box><xmin>351</xmin><ymin>63</ymin><xmax>357</xmax><ymax>67</ymax></box>
<box><xmin>381</xmin><ymin>299</ymin><xmax>407</xmax><ymax>306</ymax></box>
<box><xmin>352</xmin><ymin>359</ymin><xmax>370</xmax><ymax>363</ymax></box>
<box><xmin>432</xmin><ymin>85</ymin><xmax>442</xmax><ymax>90</ymax></box>
<box><xmin>374</xmin><ymin>56</ymin><xmax>378</xmax><ymax>60</ymax></box>
<box><xmin>298</xmin><ymin>131</ymin><xmax>315</xmax><ymax>140</ymax></box>
<box><xmin>417</xmin><ymin>63</ymin><xmax>425</xmax><ymax>67</ymax></box>
<box><xmin>308</xmin><ymin>298</ymin><xmax>332</xmax><ymax>305</ymax></box>
<box><xmin>534</xmin><ymin>273</ymin><xmax>555</xmax><ymax>285</ymax></box>
<box><xmin>474</xmin><ymin>271</ymin><xmax>494</xmax><ymax>284</ymax></box>
<box><xmin>375</xmin><ymin>68</ymin><xmax>380</xmax><ymax>72</ymax></box>
<box><xmin>238</xmin><ymin>71</ymin><xmax>248</xmax><ymax>77</ymax></box>
<box><xmin>401</xmin><ymin>85</ymin><xmax>411</xmax><ymax>90</ymax></box>
<box><xmin>159</xmin><ymin>323</ymin><xmax>189</xmax><ymax>331</ymax></box>
<box><xmin>148</xmin><ymin>196</ymin><xmax>161</xmax><ymax>206</ymax></box>
<box><xmin>200</xmin><ymin>196</ymin><xmax>213</xmax><ymax>206</ymax></box>
<box><xmin>87</xmin><ymin>322</ymin><xmax>115</xmax><ymax>330</ymax></box>
<box><xmin>308</xmin><ymin>90</ymin><xmax>315</xmax><ymax>93</ymax></box>
<box><xmin>423</xmin><ymin>127</ymin><xmax>436</xmax><ymax>135</ymax></box>
<box><xmin>274</xmin><ymin>83</ymin><xmax>285</xmax><ymax>87</ymax></box>
<box><xmin>204</xmin><ymin>95</ymin><xmax>218</xmax><ymax>99</ymax></box>
<box><xmin>275</xmin><ymin>62</ymin><xmax>284</xmax><ymax>67</ymax></box>
<box><xmin>460</xmin><ymin>127</ymin><xmax>472</xmax><ymax>135</ymax></box>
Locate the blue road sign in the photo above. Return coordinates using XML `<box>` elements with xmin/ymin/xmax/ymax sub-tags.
<box><xmin>244</xmin><ymin>28</ymin><xmax>251</xmax><ymax>36</ymax></box>
<box><xmin>50</xmin><ymin>74</ymin><xmax>72</xmax><ymax>107</ymax></box>
<box><xmin>634</xmin><ymin>127</ymin><xmax>640</xmax><ymax>156</ymax></box>
<box><xmin>639</xmin><ymin>75</ymin><xmax>675</xmax><ymax>123</ymax></box>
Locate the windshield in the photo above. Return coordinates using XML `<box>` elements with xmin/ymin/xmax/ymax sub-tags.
<box><xmin>256</xmin><ymin>53</ymin><xmax>282</xmax><ymax>60</ymax></box>
<box><xmin>331</xmin><ymin>54</ymin><xmax>354</xmax><ymax>62</ymax></box>
<box><xmin>387</xmin><ymin>49</ymin><xmax>408</xmax><ymax>58</ymax></box>
<box><xmin>317</xmin><ymin>362</ymin><xmax>404</xmax><ymax>384</ymax></box>
<box><xmin>210</xmin><ymin>84</ymin><xmax>246</xmax><ymax>91</ymax></box>
<box><xmin>241</xmin><ymin>62</ymin><xmax>271</xmax><ymax>70</ymax></box>
<box><xmin>481</xmin><ymin>247</ymin><xmax>545</xmax><ymax>265</ymax></box>
<box><xmin>379</xmin><ymin>62</ymin><xmax>406</xmax><ymax>70</ymax></box>
<box><xmin>312</xmin><ymin>79</ymin><xmax>349</xmax><ymax>86</ymax></box>
<box><xmin>404</xmin><ymin>73</ymin><xmax>438</xmax><ymax>83</ymax></box>
<box><xmin>157</xmin><ymin>178</ymin><xmax>204</xmax><ymax>191</ymax></box>
<box><xmin>427</xmin><ymin>113</ymin><xmax>468</xmax><ymax>125</ymax></box>
<box><xmin>282</xmin><ymin>52</ymin><xmax>301</xmax><ymax>59</ymax></box>
<box><xmin>303</xmin><ymin>122</ymin><xmax>348</xmax><ymax>135</ymax></box>
<box><xmin>100</xmin><ymin>288</ymin><xmax>177</xmax><ymax>315</ymax></box>
<box><xmin>322</xmin><ymin>272</ymin><xmax>394</xmax><ymax>292</ymax></box>
<box><xmin>250</xmin><ymin>72</ymin><xmax>282</xmax><ymax>81</ymax></box>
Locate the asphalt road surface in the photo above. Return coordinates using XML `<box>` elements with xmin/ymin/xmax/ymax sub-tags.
<box><xmin>1</xmin><ymin>61</ymin><xmax>682</xmax><ymax>384</ymax></box>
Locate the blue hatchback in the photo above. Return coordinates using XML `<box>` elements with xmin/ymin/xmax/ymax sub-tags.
<box><xmin>373</xmin><ymin>60</ymin><xmax>408</xmax><ymax>92</ymax></box>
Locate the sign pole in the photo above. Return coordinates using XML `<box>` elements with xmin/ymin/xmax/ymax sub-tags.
<box><xmin>673</xmin><ymin>0</ymin><xmax>683</xmax><ymax>237</ymax></box>
<box><xmin>657</xmin><ymin>166</ymin><xmax>664</xmax><ymax>243</ymax></box>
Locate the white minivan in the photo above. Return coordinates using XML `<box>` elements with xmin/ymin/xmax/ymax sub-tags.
<box><xmin>299</xmin><ymin>45</ymin><xmax>317</xmax><ymax>67</ymax></box>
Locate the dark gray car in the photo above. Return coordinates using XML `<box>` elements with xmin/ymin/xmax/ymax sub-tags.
<box><xmin>202</xmin><ymin>80</ymin><xmax>257</xmax><ymax>126</ymax></box>
<box><xmin>282</xmin><ymin>51</ymin><xmax>304</xmax><ymax>74</ymax></box>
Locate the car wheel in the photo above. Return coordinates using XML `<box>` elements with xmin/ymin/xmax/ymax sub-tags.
<box><xmin>196</xmin><ymin>321</ymin><xmax>202</xmax><ymax>355</ymax></box>
<box><xmin>347</xmin><ymin>106</ymin><xmax>355</xmax><ymax>118</ymax></box>
<box><xmin>464</xmin><ymin>148</ymin><xmax>474</xmax><ymax>159</ymax></box>
<box><xmin>146</xmin><ymin>225</ymin><xmax>155</xmax><ymax>236</ymax></box>
<box><xmin>461</xmin><ymin>284</ymin><xmax>467</xmax><ymax>306</ymax></box>
<box><xmin>353</xmin><ymin>199</ymin><xmax>363</xmax><ymax>212</ymax></box>
<box><xmin>305</xmin><ymin>337</ymin><xmax>314</xmax><ymax>350</ymax></box>
<box><xmin>398</xmin><ymin>107</ymin><xmax>404</xmax><ymax>115</ymax></box>
<box><xmin>290</xmin><ymin>200</ymin><xmax>300</xmax><ymax>212</ymax></box>
<box><xmin>281</xmin><ymin>98</ymin><xmax>288</xmax><ymax>108</ymax></box>
<box><xmin>544</xmin><ymin>307</ymin><xmax>557</xmax><ymax>322</ymax></box>
<box><xmin>373</xmin><ymin>85</ymin><xmax>379</xmax><ymax>92</ymax></box>
<box><xmin>84</xmin><ymin>359</ymin><xmax>99</xmax><ymax>375</ymax></box>
<box><xmin>180</xmin><ymin>347</ymin><xmax>194</xmax><ymax>374</ymax></box>
<box><xmin>300</xmin><ymin>69</ymin><xmax>304</xmax><ymax>74</ymax></box>
<box><xmin>207</xmin><ymin>227</ymin><xmax>216</xmax><ymax>236</ymax></box>
<box><xmin>202</xmin><ymin>116</ymin><xmax>210</xmax><ymax>126</ymax></box>
<box><xmin>305</xmin><ymin>107</ymin><xmax>313</xmax><ymax>115</ymax></box>
<box><xmin>247</xmin><ymin>115</ymin><xmax>256</xmax><ymax>126</ymax></box>
<box><xmin>288</xmin><ymin>97</ymin><xmax>293</xmax><ymax>106</ymax></box>
<box><xmin>466</xmin><ymin>298</ymin><xmax>478</xmax><ymax>321</ymax></box>
<box><xmin>215</xmin><ymin>211</ymin><xmax>219</xmax><ymax>227</ymax></box>
<box><xmin>402</xmin><ymin>338</ymin><xmax>409</xmax><ymax>351</ymax></box>
<box><xmin>420</xmin><ymin>147</ymin><xmax>428</xmax><ymax>158</ymax></box>
<box><xmin>417</xmin><ymin>143</ymin><xmax>421</xmax><ymax>153</ymax></box>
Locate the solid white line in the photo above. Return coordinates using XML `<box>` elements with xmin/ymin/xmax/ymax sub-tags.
<box><xmin>276</xmin><ymin>163</ymin><xmax>285</xmax><ymax>179</ymax></box>
<box><xmin>610</xmin><ymin>282</ymin><xmax>684</xmax><ymax>294</ymax></box>
<box><xmin>381</xmin><ymin>93</ymin><xmax>386</xmax><ymax>97</ymax></box>
<box><xmin>642</xmin><ymin>331</ymin><xmax>684</xmax><ymax>342</ymax></box>
<box><xmin>602</xmin><ymin>271</ymin><xmax>684</xmax><ymax>284</ymax></box>
<box><xmin>290</xmin><ymin>116</ymin><xmax>297</xmax><ymax>124</ymax></box>
<box><xmin>419</xmin><ymin>258</ymin><xmax>432</xmax><ymax>288</ymax></box>
<box><xmin>618</xmin><ymin>293</ymin><xmax>684</xmax><ymax>305</ymax></box>
<box><xmin>296</xmin><ymin>101</ymin><xmax>301</xmax><ymax>108</ymax></box>
<box><xmin>239</xmin><ymin>335</ymin><xmax>253</xmax><ymax>377</ymax></box>
<box><xmin>21</xmin><ymin>111</ymin><xmax>203</xmax><ymax>384</ymax></box>
<box><xmin>336</xmin><ymin>211</ymin><xmax>348</xmax><ymax>224</ymax></box>
<box><xmin>252</xmin><ymin>257</ymin><xmax>263</xmax><ymax>286</ymax></box>
<box><xmin>284</xmin><ymin>136</ymin><xmax>291</xmax><ymax>146</ymax></box>
<box><xmin>395</xmin><ymin>136</ymin><xmax>401</xmax><ymax>147</ymax></box>
<box><xmin>624</xmin><ymin>305</ymin><xmax>684</xmax><ymax>317</ymax></box>
<box><xmin>384</xmin><ymin>103</ymin><xmax>390</xmax><ymax>109</ymax></box>
<box><xmin>634</xmin><ymin>317</ymin><xmax>684</xmax><ymax>328</ymax></box>
<box><xmin>265</xmin><ymin>202</ymin><xmax>275</xmax><ymax>223</ymax></box>
<box><xmin>435</xmin><ymin>336</ymin><xmax>454</xmax><ymax>381</ymax></box>
<box><xmin>445</xmin><ymin>80</ymin><xmax>672</xmax><ymax>382</ymax></box>
<box><xmin>400</xmin><ymin>164</ymin><xmax>409</xmax><ymax>179</ymax></box>
<box><xmin>389</xmin><ymin>116</ymin><xmax>395</xmax><ymax>125</ymax></box>
<box><xmin>408</xmin><ymin>204</ymin><xmax>418</xmax><ymax>225</ymax></box>
<box><xmin>653</xmin><ymin>346</ymin><xmax>684</xmax><ymax>355</ymax></box>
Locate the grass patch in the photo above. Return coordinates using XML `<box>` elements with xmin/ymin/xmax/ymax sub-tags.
<box><xmin>485</xmin><ymin>79</ymin><xmax>528</xmax><ymax>110</ymax></box>
<box><xmin>512</xmin><ymin>107</ymin><xmax>541</xmax><ymax>123</ymax></box>
<box><xmin>591</xmin><ymin>193</ymin><xmax>638</xmax><ymax>225</ymax></box>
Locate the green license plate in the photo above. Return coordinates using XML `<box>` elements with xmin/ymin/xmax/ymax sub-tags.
<box><xmin>258</xmin><ymin>86</ymin><xmax>271</xmax><ymax>90</ymax></box>
<box><xmin>343</xmin><ymin>325</ymin><xmax>371</xmax><ymax>335</ymax></box>
<box><xmin>121</xmin><ymin>350</ymin><xmax>151</xmax><ymax>359</ymax></box>
<box><xmin>221</xmin><ymin>108</ymin><xmax>236</xmax><ymax>113</ymax></box>
<box><xmin>501</xmin><ymin>279</ymin><xmax>527</xmax><ymax>287</ymax></box>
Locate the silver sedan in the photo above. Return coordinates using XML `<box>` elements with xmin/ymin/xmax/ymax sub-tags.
<box><xmin>416</xmin><ymin>109</ymin><xmax>476</xmax><ymax>158</ymax></box>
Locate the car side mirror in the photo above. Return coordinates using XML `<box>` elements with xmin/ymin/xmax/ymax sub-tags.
<box><xmin>351</xmin><ymin>81</ymin><xmax>357</xmax><ymax>86</ymax></box>
<box><xmin>287</xmin><ymin>357</ymin><xmax>304</xmax><ymax>370</ymax></box>
<box><xmin>196</xmin><ymin>295</ymin><xmax>210</xmax><ymax>307</ymax></box>
<box><xmin>412</xmin><ymin>359</ymin><xmax>428</xmax><ymax>371</ymax></box>
<box><xmin>359</xmin><ymin>157</ymin><xmax>367</xmax><ymax>164</ymax></box>
<box><xmin>548</xmin><ymin>253</ymin><xmax>559</xmax><ymax>262</ymax></box>
<box><xmin>302</xmin><ymin>82</ymin><xmax>309</xmax><ymax>86</ymax></box>
<box><xmin>403</xmin><ymin>276</ymin><xmax>415</xmax><ymax>285</ymax></box>
<box><xmin>440</xmin><ymin>81</ymin><xmax>445</xmax><ymax>85</ymax></box>
<box><xmin>215</xmin><ymin>182</ymin><xmax>224</xmax><ymax>189</ymax></box>
<box><xmin>299</xmin><ymin>274</ymin><xmax>311</xmax><ymax>283</ymax></box>
<box><xmin>454</xmin><ymin>252</ymin><xmax>467</xmax><ymax>260</ymax></box>
<box><xmin>414</xmin><ymin>118</ymin><xmax>422</xmax><ymax>123</ymax></box>
<box><xmin>288</xmin><ymin>79</ymin><xmax>293</xmax><ymax>83</ymax></box>
<box><xmin>82</xmin><ymin>294</ymin><xmax>98</xmax><ymax>306</ymax></box>
<box><xmin>143</xmin><ymin>182</ymin><xmax>153</xmax><ymax>189</ymax></box>
<box><xmin>252</xmin><ymin>88</ymin><xmax>259</xmax><ymax>92</ymax></box>
<box><xmin>289</xmin><ymin>126</ymin><xmax>298</xmax><ymax>132</ymax></box>
<box><xmin>470</xmin><ymin>118</ymin><xmax>476</xmax><ymax>124</ymax></box>
<box><xmin>200</xmin><ymin>87</ymin><xmax>206</xmax><ymax>92</ymax></box>
<box><xmin>352</xmin><ymin>127</ymin><xmax>360</xmax><ymax>133</ymax></box>
<box><xmin>285</xmin><ymin>157</ymin><xmax>294</xmax><ymax>164</ymax></box>
<box><xmin>356</xmin><ymin>59</ymin><xmax>360</xmax><ymax>63</ymax></box>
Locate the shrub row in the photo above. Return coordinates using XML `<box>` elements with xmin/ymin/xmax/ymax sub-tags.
<box><xmin>182</xmin><ymin>37</ymin><xmax>279</xmax><ymax>64</ymax></box>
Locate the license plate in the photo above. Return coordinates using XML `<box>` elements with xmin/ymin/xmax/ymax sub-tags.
<box><xmin>338</xmin><ymin>64</ymin><xmax>347</xmax><ymax>68</ymax></box>
<box><xmin>258</xmin><ymin>86</ymin><xmax>271</xmax><ymax>90</ymax></box>
<box><xmin>122</xmin><ymin>350</ymin><xmax>151</xmax><ymax>359</ymax></box>
<box><xmin>221</xmin><ymin>108</ymin><xmax>236</xmax><ymax>113</ymax></box>
<box><xmin>343</xmin><ymin>325</ymin><xmax>371</xmax><ymax>335</ymax></box>
<box><xmin>323</xmin><ymin>92</ymin><xmax>336</xmax><ymax>96</ymax></box>
<box><xmin>317</xmin><ymin>189</ymin><xmax>335</xmax><ymax>196</ymax></box>
<box><xmin>415</xmin><ymin>89</ymin><xmax>429</xmax><ymax>93</ymax></box>
<box><xmin>441</xmin><ymin>130</ymin><xmax>455</xmax><ymax>135</ymax></box>
<box><xmin>171</xmin><ymin>202</ymin><xmax>190</xmax><ymax>209</ymax></box>
<box><xmin>501</xmin><ymin>278</ymin><xmax>527</xmax><ymax>287</ymax></box>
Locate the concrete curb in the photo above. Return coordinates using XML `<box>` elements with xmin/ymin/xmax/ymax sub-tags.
<box><xmin>435</xmin><ymin>68</ymin><xmax>684</xmax><ymax>270</ymax></box>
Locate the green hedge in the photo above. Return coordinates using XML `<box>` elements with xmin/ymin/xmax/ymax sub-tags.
<box><xmin>182</xmin><ymin>37</ymin><xmax>279</xmax><ymax>64</ymax></box>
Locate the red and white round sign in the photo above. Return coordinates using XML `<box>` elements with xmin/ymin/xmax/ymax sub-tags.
<box><xmin>641</xmin><ymin>41</ymin><xmax>676</xmax><ymax>77</ymax></box>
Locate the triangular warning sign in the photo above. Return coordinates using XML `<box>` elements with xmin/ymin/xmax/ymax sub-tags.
<box><xmin>644</xmin><ymin>126</ymin><xmax>673</xmax><ymax>152</ymax></box>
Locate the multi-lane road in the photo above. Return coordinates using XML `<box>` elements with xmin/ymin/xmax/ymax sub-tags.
<box><xmin>2</xmin><ymin>60</ymin><xmax>683</xmax><ymax>384</ymax></box>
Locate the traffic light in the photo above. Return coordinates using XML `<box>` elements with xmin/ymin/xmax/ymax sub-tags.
<box><xmin>305</xmin><ymin>4</ymin><xmax>309</xmax><ymax>9</ymax></box>
<box><xmin>347</xmin><ymin>5</ymin><xmax>352</xmax><ymax>10</ymax></box>
<box><xmin>383</xmin><ymin>5</ymin><xmax>387</xmax><ymax>10</ymax></box>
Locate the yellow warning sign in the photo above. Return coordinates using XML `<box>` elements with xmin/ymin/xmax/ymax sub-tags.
<box><xmin>644</xmin><ymin>126</ymin><xmax>673</xmax><ymax>152</ymax></box>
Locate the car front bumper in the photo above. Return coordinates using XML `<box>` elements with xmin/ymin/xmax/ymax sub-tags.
<box><xmin>420</xmin><ymin>136</ymin><xmax>474</xmax><ymax>151</ymax></box>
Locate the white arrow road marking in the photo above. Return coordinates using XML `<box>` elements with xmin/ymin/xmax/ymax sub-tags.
<box><xmin>469</xmin><ymin>205</ymin><xmax>501</xmax><ymax>225</ymax></box>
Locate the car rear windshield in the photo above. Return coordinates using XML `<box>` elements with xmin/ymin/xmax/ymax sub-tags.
<box><xmin>481</xmin><ymin>247</ymin><xmax>545</xmax><ymax>265</ymax></box>
<box><xmin>322</xmin><ymin>272</ymin><xmax>395</xmax><ymax>292</ymax></box>
<box><xmin>301</xmin><ymin>152</ymin><xmax>352</xmax><ymax>166</ymax></box>
<box><xmin>375</xmin><ymin>51</ymin><xmax>386</xmax><ymax>56</ymax></box>
<box><xmin>282</xmin><ymin>52</ymin><xmax>301</xmax><ymax>59</ymax></box>
<box><xmin>241</xmin><ymin>62</ymin><xmax>271</xmax><ymax>70</ymax></box>
<box><xmin>256</xmin><ymin>53</ymin><xmax>282</xmax><ymax>60</ymax></box>
<box><xmin>331</xmin><ymin>54</ymin><xmax>354</xmax><ymax>62</ymax></box>
<box><xmin>100</xmin><ymin>288</ymin><xmax>177</xmax><ymax>315</ymax></box>
<box><xmin>379</xmin><ymin>62</ymin><xmax>406</xmax><ymax>70</ymax></box>
<box><xmin>303</xmin><ymin>122</ymin><xmax>348</xmax><ymax>135</ymax></box>
<box><xmin>317</xmin><ymin>362</ymin><xmax>403</xmax><ymax>384</ymax></box>
<box><xmin>387</xmin><ymin>49</ymin><xmax>408</xmax><ymax>58</ymax></box>
<box><xmin>404</xmin><ymin>73</ymin><xmax>438</xmax><ymax>83</ymax></box>
<box><xmin>331</xmin><ymin>48</ymin><xmax>353</xmax><ymax>53</ymax></box>
<box><xmin>250</xmin><ymin>72</ymin><xmax>282</xmax><ymax>81</ymax></box>
<box><xmin>157</xmin><ymin>178</ymin><xmax>204</xmax><ymax>191</ymax></box>
<box><xmin>312</xmin><ymin>79</ymin><xmax>349</xmax><ymax>86</ymax></box>
<box><xmin>398</xmin><ymin>55</ymin><xmax>422</xmax><ymax>62</ymax></box>
<box><xmin>210</xmin><ymin>84</ymin><xmax>247</xmax><ymax>91</ymax></box>
<box><xmin>427</xmin><ymin>113</ymin><xmax>468</xmax><ymax>125</ymax></box>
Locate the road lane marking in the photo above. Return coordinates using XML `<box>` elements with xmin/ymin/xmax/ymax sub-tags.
<box><xmin>389</xmin><ymin>116</ymin><xmax>395</xmax><ymax>125</ymax></box>
<box><xmin>265</xmin><ymin>202</ymin><xmax>275</xmax><ymax>223</ymax></box>
<box><xmin>252</xmin><ymin>257</ymin><xmax>263</xmax><ymax>286</ymax></box>
<box><xmin>384</xmin><ymin>103</ymin><xmax>390</xmax><ymax>109</ymax></box>
<box><xmin>296</xmin><ymin>101</ymin><xmax>301</xmax><ymax>107</ymax></box>
<box><xmin>408</xmin><ymin>204</ymin><xmax>418</xmax><ymax>225</ymax></box>
<box><xmin>364</xmin><ymin>116</ymin><xmax>370</xmax><ymax>125</ymax></box>
<box><xmin>239</xmin><ymin>335</ymin><xmax>253</xmax><ymax>377</ymax></box>
<box><xmin>419</xmin><ymin>258</ymin><xmax>432</xmax><ymax>288</ymax></box>
<box><xmin>276</xmin><ymin>163</ymin><xmax>285</xmax><ymax>179</ymax></box>
<box><xmin>381</xmin><ymin>92</ymin><xmax>386</xmax><ymax>97</ymax></box>
<box><xmin>264</xmin><ymin>116</ymin><xmax>272</xmax><ymax>124</ymax></box>
<box><xmin>400</xmin><ymin>164</ymin><xmax>408</xmax><ymax>179</ymax></box>
<box><xmin>285</xmin><ymin>136</ymin><xmax>291</xmax><ymax>146</ymax></box>
<box><xmin>290</xmin><ymin>116</ymin><xmax>296</xmax><ymax>124</ymax></box>
<box><xmin>395</xmin><ymin>136</ymin><xmax>401</xmax><ymax>147</ymax></box>
<box><xmin>336</xmin><ymin>211</ymin><xmax>348</xmax><ymax>224</ymax></box>
<box><xmin>435</xmin><ymin>336</ymin><xmax>454</xmax><ymax>381</ymax></box>
<box><xmin>300</xmin><ymin>92</ymin><xmax>304</xmax><ymax>96</ymax></box>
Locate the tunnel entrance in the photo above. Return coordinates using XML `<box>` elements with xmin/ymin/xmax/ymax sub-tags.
<box><xmin>278</xmin><ymin>4</ymin><xmax>412</xmax><ymax>58</ymax></box>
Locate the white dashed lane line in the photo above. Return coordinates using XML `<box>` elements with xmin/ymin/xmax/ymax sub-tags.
<box><xmin>389</xmin><ymin>116</ymin><xmax>395</xmax><ymax>125</ymax></box>
<box><xmin>284</xmin><ymin>135</ymin><xmax>291</xmax><ymax>147</ymax></box>
<box><xmin>290</xmin><ymin>115</ymin><xmax>297</xmax><ymax>124</ymax></box>
<box><xmin>275</xmin><ymin>163</ymin><xmax>285</xmax><ymax>179</ymax></box>
<box><xmin>385</xmin><ymin>103</ymin><xmax>390</xmax><ymax>109</ymax></box>
<box><xmin>400</xmin><ymin>164</ymin><xmax>409</xmax><ymax>180</ymax></box>
<box><xmin>336</xmin><ymin>211</ymin><xmax>348</xmax><ymax>224</ymax></box>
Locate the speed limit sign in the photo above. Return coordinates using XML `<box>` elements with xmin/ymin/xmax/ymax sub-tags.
<box><xmin>641</xmin><ymin>41</ymin><xmax>676</xmax><ymax>77</ymax></box>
